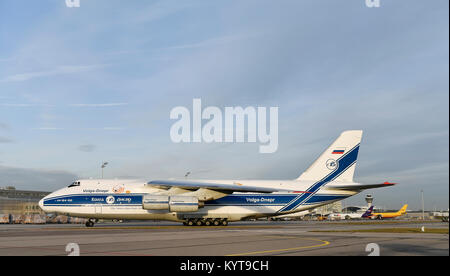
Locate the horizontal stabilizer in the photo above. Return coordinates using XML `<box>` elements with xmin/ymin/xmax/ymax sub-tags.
<box><xmin>147</xmin><ymin>180</ymin><xmax>289</xmax><ymax>193</ymax></box>
<box><xmin>326</xmin><ymin>181</ymin><xmax>396</xmax><ymax>191</ymax></box>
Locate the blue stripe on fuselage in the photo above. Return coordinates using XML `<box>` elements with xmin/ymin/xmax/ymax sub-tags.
<box><xmin>304</xmin><ymin>194</ymin><xmax>348</xmax><ymax>204</ymax></box>
<box><xmin>43</xmin><ymin>193</ymin><xmax>350</xmax><ymax>207</ymax></box>
<box><xmin>43</xmin><ymin>194</ymin><xmax>143</xmax><ymax>206</ymax></box>
<box><xmin>277</xmin><ymin>144</ymin><xmax>360</xmax><ymax>213</ymax></box>
<box><xmin>204</xmin><ymin>194</ymin><xmax>296</xmax><ymax>206</ymax></box>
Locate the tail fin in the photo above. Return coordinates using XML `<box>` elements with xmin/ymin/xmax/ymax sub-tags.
<box><xmin>362</xmin><ymin>206</ymin><xmax>374</xmax><ymax>218</ymax></box>
<box><xmin>399</xmin><ymin>204</ymin><xmax>408</xmax><ymax>214</ymax></box>
<box><xmin>297</xmin><ymin>130</ymin><xmax>363</xmax><ymax>182</ymax></box>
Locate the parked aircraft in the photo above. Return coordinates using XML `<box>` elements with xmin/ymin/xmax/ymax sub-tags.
<box><xmin>370</xmin><ymin>204</ymin><xmax>408</xmax><ymax>220</ymax></box>
<box><xmin>328</xmin><ymin>206</ymin><xmax>374</xmax><ymax>220</ymax></box>
<box><xmin>39</xmin><ymin>130</ymin><xmax>396</xmax><ymax>227</ymax></box>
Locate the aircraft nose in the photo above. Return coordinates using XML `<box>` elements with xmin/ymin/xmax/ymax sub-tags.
<box><xmin>39</xmin><ymin>196</ymin><xmax>48</xmax><ymax>212</ymax></box>
<box><xmin>38</xmin><ymin>198</ymin><xmax>44</xmax><ymax>210</ymax></box>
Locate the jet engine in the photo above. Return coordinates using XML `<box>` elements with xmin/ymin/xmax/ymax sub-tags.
<box><xmin>142</xmin><ymin>195</ymin><xmax>199</xmax><ymax>212</ymax></box>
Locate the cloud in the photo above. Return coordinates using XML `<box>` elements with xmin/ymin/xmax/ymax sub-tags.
<box><xmin>0</xmin><ymin>103</ymin><xmax>128</xmax><ymax>108</ymax></box>
<box><xmin>78</xmin><ymin>144</ymin><xmax>96</xmax><ymax>152</ymax></box>
<box><xmin>0</xmin><ymin>165</ymin><xmax>78</xmax><ymax>191</ymax></box>
<box><xmin>0</xmin><ymin>137</ymin><xmax>14</xmax><ymax>143</ymax></box>
<box><xmin>132</xmin><ymin>0</ymin><xmax>196</xmax><ymax>23</ymax></box>
<box><xmin>0</xmin><ymin>57</ymin><xmax>14</xmax><ymax>62</ymax></box>
<box><xmin>101</xmin><ymin>127</ymin><xmax>125</xmax><ymax>131</ymax></box>
<box><xmin>30</xmin><ymin>127</ymin><xmax>125</xmax><ymax>131</ymax></box>
<box><xmin>31</xmin><ymin>127</ymin><xmax>65</xmax><ymax>131</ymax></box>
<box><xmin>0</xmin><ymin>64</ymin><xmax>107</xmax><ymax>83</ymax></box>
<box><xmin>0</xmin><ymin>123</ymin><xmax>10</xmax><ymax>130</ymax></box>
<box><xmin>163</xmin><ymin>33</ymin><xmax>259</xmax><ymax>50</ymax></box>
<box><xmin>69</xmin><ymin>103</ymin><xmax>129</xmax><ymax>107</ymax></box>
<box><xmin>0</xmin><ymin>104</ymin><xmax>55</xmax><ymax>107</ymax></box>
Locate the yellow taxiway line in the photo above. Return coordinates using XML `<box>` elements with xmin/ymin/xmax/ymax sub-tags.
<box><xmin>226</xmin><ymin>236</ymin><xmax>330</xmax><ymax>256</ymax></box>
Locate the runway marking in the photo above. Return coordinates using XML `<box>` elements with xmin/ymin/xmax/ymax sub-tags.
<box><xmin>225</xmin><ymin>229</ymin><xmax>307</xmax><ymax>234</ymax></box>
<box><xmin>226</xmin><ymin>235</ymin><xmax>330</xmax><ymax>256</ymax></box>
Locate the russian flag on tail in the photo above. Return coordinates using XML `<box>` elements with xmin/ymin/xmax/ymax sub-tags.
<box><xmin>332</xmin><ymin>149</ymin><xmax>345</xmax><ymax>154</ymax></box>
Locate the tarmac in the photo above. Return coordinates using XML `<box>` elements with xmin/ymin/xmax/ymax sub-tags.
<box><xmin>0</xmin><ymin>220</ymin><xmax>448</xmax><ymax>256</ymax></box>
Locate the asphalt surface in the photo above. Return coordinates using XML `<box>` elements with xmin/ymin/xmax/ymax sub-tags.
<box><xmin>0</xmin><ymin>220</ymin><xmax>448</xmax><ymax>256</ymax></box>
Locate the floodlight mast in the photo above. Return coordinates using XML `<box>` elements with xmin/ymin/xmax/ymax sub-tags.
<box><xmin>101</xmin><ymin>162</ymin><xmax>108</xmax><ymax>179</ymax></box>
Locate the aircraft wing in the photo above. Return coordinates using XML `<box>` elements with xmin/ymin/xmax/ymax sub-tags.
<box><xmin>147</xmin><ymin>180</ymin><xmax>289</xmax><ymax>193</ymax></box>
<box><xmin>326</xmin><ymin>182</ymin><xmax>396</xmax><ymax>191</ymax></box>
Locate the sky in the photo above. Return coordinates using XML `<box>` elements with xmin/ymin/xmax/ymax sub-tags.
<box><xmin>0</xmin><ymin>0</ymin><xmax>448</xmax><ymax>210</ymax></box>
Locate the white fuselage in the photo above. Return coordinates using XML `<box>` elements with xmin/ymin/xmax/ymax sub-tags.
<box><xmin>39</xmin><ymin>130</ymin><xmax>379</xmax><ymax>223</ymax></box>
<box><xmin>328</xmin><ymin>212</ymin><xmax>366</xmax><ymax>220</ymax></box>
<box><xmin>39</xmin><ymin>179</ymin><xmax>357</xmax><ymax>222</ymax></box>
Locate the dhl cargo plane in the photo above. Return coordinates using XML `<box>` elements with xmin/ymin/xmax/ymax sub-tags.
<box><xmin>370</xmin><ymin>204</ymin><xmax>408</xmax><ymax>220</ymax></box>
<box><xmin>39</xmin><ymin>130</ymin><xmax>396</xmax><ymax>227</ymax></box>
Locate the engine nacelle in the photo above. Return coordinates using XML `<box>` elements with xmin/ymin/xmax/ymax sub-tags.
<box><xmin>169</xmin><ymin>196</ymin><xmax>199</xmax><ymax>212</ymax></box>
<box><xmin>142</xmin><ymin>195</ymin><xmax>169</xmax><ymax>210</ymax></box>
<box><xmin>142</xmin><ymin>195</ymin><xmax>199</xmax><ymax>212</ymax></box>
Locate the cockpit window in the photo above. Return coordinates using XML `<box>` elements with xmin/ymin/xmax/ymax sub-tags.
<box><xmin>68</xmin><ymin>181</ymin><xmax>80</xmax><ymax>188</ymax></box>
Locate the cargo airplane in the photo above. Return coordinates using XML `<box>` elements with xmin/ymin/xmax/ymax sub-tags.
<box><xmin>39</xmin><ymin>130</ymin><xmax>396</xmax><ymax>227</ymax></box>
<box><xmin>369</xmin><ymin>204</ymin><xmax>408</xmax><ymax>220</ymax></box>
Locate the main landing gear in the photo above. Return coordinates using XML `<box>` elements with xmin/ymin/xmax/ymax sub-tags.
<box><xmin>183</xmin><ymin>218</ymin><xmax>228</xmax><ymax>226</ymax></box>
<box><xmin>85</xmin><ymin>218</ymin><xmax>96</xmax><ymax>227</ymax></box>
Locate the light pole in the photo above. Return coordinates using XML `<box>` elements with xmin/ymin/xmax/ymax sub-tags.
<box><xmin>421</xmin><ymin>190</ymin><xmax>425</xmax><ymax>220</ymax></box>
<box><xmin>101</xmin><ymin>162</ymin><xmax>108</xmax><ymax>179</ymax></box>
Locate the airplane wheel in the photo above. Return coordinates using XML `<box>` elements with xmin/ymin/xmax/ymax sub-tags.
<box><xmin>196</xmin><ymin>220</ymin><xmax>203</xmax><ymax>226</ymax></box>
<box><xmin>221</xmin><ymin>220</ymin><xmax>228</xmax><ymax>226</ymax></box>
<box><xmin>213</xmin><ymin>219</ymin><xmax>220</xmax><ymax>226</ymax></box>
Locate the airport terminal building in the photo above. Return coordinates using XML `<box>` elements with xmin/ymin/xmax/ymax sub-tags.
<box><xmin>0</xmin><ymin>186</ymin><xmax>89</xmax><ymax>224</ymax></box>
<box><xmin>0</xmin><ymin>187</ymin><xmax>50</xmax><ymax>223</ymax></box>
<box><xmin>0</xmin><ymin>187</ymin><xmax>49</xmax><ymax>215</ymax></box>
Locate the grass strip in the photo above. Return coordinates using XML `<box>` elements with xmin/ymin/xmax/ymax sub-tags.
<box><xmin>311</xmin><ymin>228</ymin><xmax>449</xmax><ymax>234</ymax></box>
